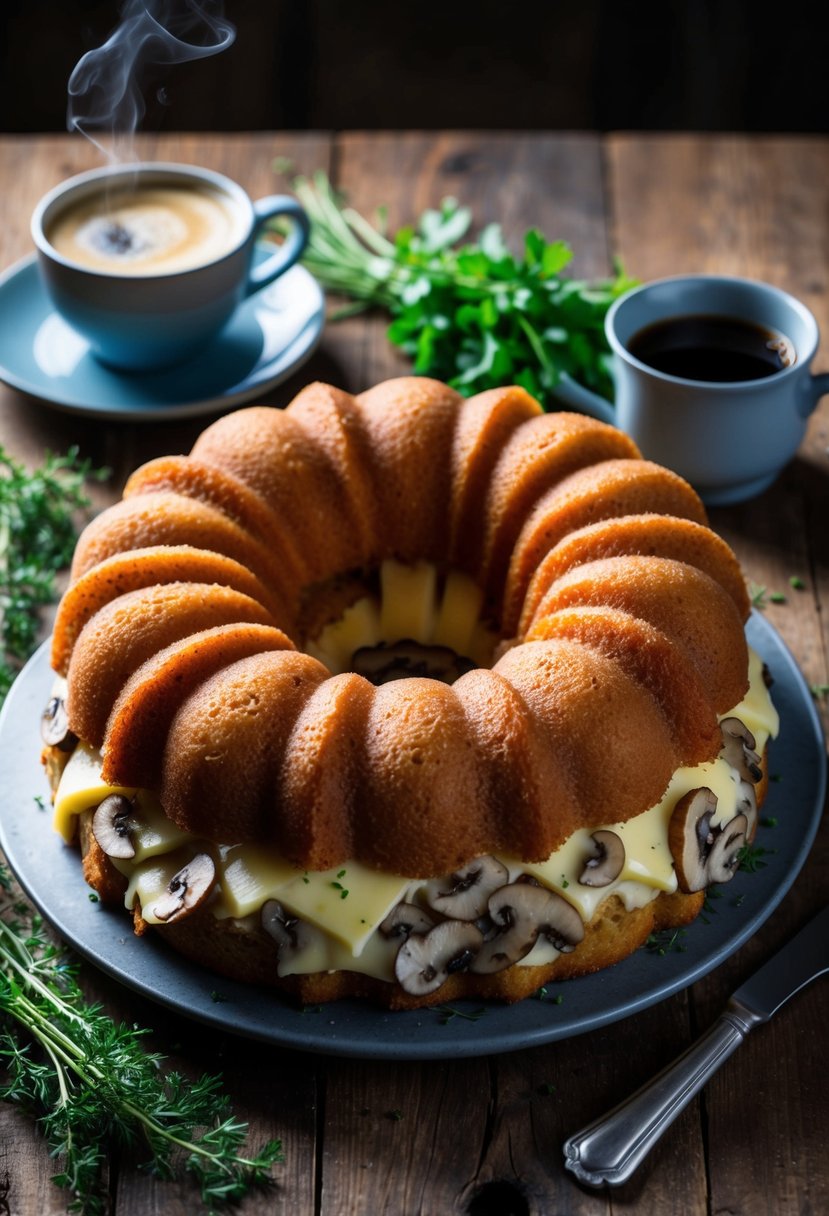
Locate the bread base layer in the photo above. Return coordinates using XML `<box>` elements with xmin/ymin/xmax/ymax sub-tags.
<box><xmin>76</xmin><ymin>806</ymin><xmax>705</xmax><ymax>1010</ymax></box>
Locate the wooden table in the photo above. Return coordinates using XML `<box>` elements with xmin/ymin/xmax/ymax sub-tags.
<box><xmin>0</xmin><ymin>131</ymin><xmax>827</xmax><ymax>1215</ymax></box>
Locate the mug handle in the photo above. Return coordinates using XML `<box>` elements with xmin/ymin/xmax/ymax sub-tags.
<box><xmin>549</xmin><ymin>372</ymin><xmax>616</xmax><ymax>424</ymax></box>
<box><xmin>802</xmin><ymin>371</ymin><xmax>829</xmax><ymax>418</ymax></box>
<box><xmin>245</xmin><ymin>196</ymin><xmax>311</xmax><ymax>297</ymax></box>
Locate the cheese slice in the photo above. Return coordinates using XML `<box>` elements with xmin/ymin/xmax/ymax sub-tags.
<box><xmin>433</xmin><ymin>570</ymin><xmax>483</xmax><ymax>655</ymax></box>
<box><xmin>379</xmin><ymin>559</ymin><xmax>437</xmax><ymax>642</ymax></box>
<box><xmin>730</xmin><ymin>647</ymin><xmax>779</xmax><ymax>755</ymax></box>
<box><xmin>54</xmin><ymin>741</ymin><xmax>137</xmax><ymax>842</ymax></box>
<box><xmin>276</xmin><ymin>861</ymin><xmax>411</xmax><ymax>955</ymax></box>
<box><xmin>310</xmin><ymin>596</ymin><xmax>382</xmax><ymax>674</ymax></box>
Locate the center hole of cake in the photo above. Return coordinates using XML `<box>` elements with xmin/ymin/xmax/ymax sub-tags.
<box><xmin>305</xmin><ymin>559</ymin><xmax>499</xmax><ymax>685</ymax></box>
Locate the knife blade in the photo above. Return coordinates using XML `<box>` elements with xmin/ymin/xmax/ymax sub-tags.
<box><xmin>563</xmin><ymin>905</ymin><xmax>829</xmax><ymax>1187</ymax></box>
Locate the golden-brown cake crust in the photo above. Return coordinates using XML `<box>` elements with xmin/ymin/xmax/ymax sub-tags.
<box><xmin>48</xmin><ymin>376</ymin><xmax>770</xmax><ymax>1008</ymax></box>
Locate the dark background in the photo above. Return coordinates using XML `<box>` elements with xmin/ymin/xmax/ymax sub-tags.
<box><xmin>1</xmin><ymin>0</ymin><xmax>825</xmax><ymax>135</ymax></box>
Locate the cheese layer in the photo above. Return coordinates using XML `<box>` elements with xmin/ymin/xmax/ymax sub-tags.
<box><xmin>52</xmin><ymin>646</ymin><xmax>778</xmax><ymax>981</ymax></box>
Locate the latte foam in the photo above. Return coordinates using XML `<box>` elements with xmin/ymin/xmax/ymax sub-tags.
<box><xmin>47</xmin><ymin>184</ymin><xmax>244</xmax><ymax>275</ymax></box>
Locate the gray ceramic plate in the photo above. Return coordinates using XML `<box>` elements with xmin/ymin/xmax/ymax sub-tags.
<box><xmin>0</xmin><ymin>613</ymin><xmax>824</xmax><ymax>1060</ymax></box>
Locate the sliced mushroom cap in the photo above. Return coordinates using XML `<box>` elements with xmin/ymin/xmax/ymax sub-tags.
<box><xmin>422</xmin><ymin>855</ymin><xmax>510</xmax><ymax>921</ymax></box>
<box><xmin>92</xmin><ymin>794</ymin><xmax>137</xmax><ymax>859</ymax></box>
<box><xmin>719</xmin><ymin>717</ymin><xmax>763</xmax><ymax>842</ymax></box>
<box><xmin>41</xmin><ymin>695</ymin><xmax>77</xmax><ymax>750</ymax></box>
<box><xmin>471</xmin><ymin>882</ymin><xmax>585</xmax><ymax>974</ymax></box>
<box><xmin>719</xmin><ymin>718</ymin><xmax>763</xmax><ymax>784</ymax></box>
<box><xmin>351</xmin><ymin>640</ymin><xmax>475</xmax><ymax>686</ymax></box>
<box><xmin>707</xmin><ymin>813</ymin><xmax>748</xmax><ymax>884</ymax></box>
<box><xmin>152</xmin><ymin>853</ymin><xmax>216</xmax><ymax>923</ymax></box>
<box><xmin>261</xmin><ymin>899</ymin><xmax>322</xmax><ymax>962</ymax></box>
<box><xmin>578</xmin><ymin>830</ymin><xmax>625</xmax><ymax>887</ymax></box>
<box><xmin>669</xmin><ymin>788</ymin><xmax>748</xmax><ymax>892</ymax></box>
<box><xmin>394</xmin><ymin>919</ymin><xmax>483</xmax><ymax>996</ymax></box>
<box><xmin>379</xmin><ymin>902</ymin><xmax>436</xmax><ymax>940</ymax></box>
<box><xmin>669</xmin><ymin>788</ymin><xmax>718</xmax><ymax>892</ymax></box>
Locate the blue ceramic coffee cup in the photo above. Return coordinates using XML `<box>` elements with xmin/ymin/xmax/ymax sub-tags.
<box><xmin>31</xmin><ymin>162</ymin><xmax>310</xmax><ymax>372</ymax></box>
<box><xmin>553</xmin><ymin>274</ymin><xmax>829</xmax><ymax>505</ymax></box>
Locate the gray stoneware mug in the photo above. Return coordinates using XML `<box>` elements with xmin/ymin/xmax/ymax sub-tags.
<box><xmin>553</xmin><ymin>274</ymin><xmax>829</xmax><ymax>505</ymax></box>
<box><xmin>31</xmin><ymin>162</ymin><xmax>310</xmax><ymax>372</ymax></box>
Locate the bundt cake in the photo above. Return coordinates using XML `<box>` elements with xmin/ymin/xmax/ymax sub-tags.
<box><xmin>41</xmin><ymin>377</ymin><xmax>778</xmax><ymax>1009</ymax></box>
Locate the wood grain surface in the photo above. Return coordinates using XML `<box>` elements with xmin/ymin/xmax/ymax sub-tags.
<box><xmin>0</xmin><ymin>131</ymin><xmax>826</xmax><ymax>1216</ymax></box>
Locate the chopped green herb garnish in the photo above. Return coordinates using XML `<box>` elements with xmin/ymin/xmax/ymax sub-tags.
<box><xmin>749</xmin><ymin>583</ymin><xmax>767</xmax><ymax>609</ymax></box>
<box><xmin>435</xmin><ymin>1004</ymin><xmax>486</xmax><ymax>1025</ymax></box>
<box><xmin>330</xmin><ymin>881</ymin><xmax>349</xmax><ymax>899</ymax></box>
<box><xmin>738</xmin><ymin>843</ymin><xmax>778</xmax><ymax>873</ymax></box>
<box><xmin>769</xmin><ymin>591</ymin><xmax>787</xmax><ymax>604</ymax></box>
<box><xmin>645</xmin><ymin>926</ymin><xmax>687</xmax><ymax>956</ymax></box>
<box><xmin>789</xmin><ymin>575</ymin><xmax>806</xmax><ymax>590</ymax></box>
<box><xmin>387</xmin><ymin>1109</ymin><xmax>404</xmax><ymax>1122</ymax></box>
<box><xmin>761</xmin><ymin>816</ymin><xmax>778</xmax><ymax>828</ymax></box>
<box><xmin>810</xmin><ymin>684</ymin><xmax>829</xmax><ymax>700</ymax></box>
<box><xmin>560</xmin><ymin>875</ymin><xmax>570</xmax><ymax>889</ymax></box>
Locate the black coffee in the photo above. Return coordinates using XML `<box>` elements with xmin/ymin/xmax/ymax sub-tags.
<box><xmin>628</xmin><ymin>314</ymin><xmax>795</xmax><ymax>382</ymax></box>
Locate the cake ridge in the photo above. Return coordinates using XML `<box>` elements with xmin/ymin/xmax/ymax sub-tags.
<box><xmin>44</xmin><ymin>376</ymin><xmax>777</xmax><ymax>1008</ymax></box>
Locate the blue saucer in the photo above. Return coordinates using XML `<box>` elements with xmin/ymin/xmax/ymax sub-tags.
<box><xmin>0</xmin><ymin>253</ymin><xmax>325</xmax><ymax>421</ymax></box>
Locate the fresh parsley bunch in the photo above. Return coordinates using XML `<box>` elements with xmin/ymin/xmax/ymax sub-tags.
<box><xmin>290</xmin><ymin>170</ymin><xmax>637</xmax><ymax>404</ymax></box>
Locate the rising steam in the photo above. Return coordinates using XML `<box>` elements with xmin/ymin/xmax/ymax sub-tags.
<box><xmin>68</xmin><ymin>0</ymin><xmax>236</xmax><ymax>159</ymax></box>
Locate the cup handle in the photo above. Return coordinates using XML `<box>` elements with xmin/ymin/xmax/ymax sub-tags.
<box><xmin>245</xmin><ymin>196</ymin><xmax>311</xmax><ymax>297</ymax></box>
<box><xmin>550</xmin><ymin>372</ymin><xmax>616</xmax><ymax>424</ymax></box>
<box><xmin>803</xmin><ymin>371</ymin><xmax>829</xmax><ymax>418</ymax></box>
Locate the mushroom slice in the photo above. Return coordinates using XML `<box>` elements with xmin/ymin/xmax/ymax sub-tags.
<box><xmin>92</xmin><ymin>793</ymin><xmax>137</xmax><ymax>859</ymax></box>
<box><xmin>351</xmin><ymin>640</ymin><xmax>475</xmax><ymax>686</ymax></box>
<box><xmin>261</xmin><ymin>900</ymin><xmax>322</xmax><ymax>964</ymax></box>
<box><xmin>578</xmin><ymin>830</ymin><xmax>625</xmax><ymax>887</ymax></box>
<box><xmin>152</xmin><ymin>853</ymin><xmax>216</xmax><ymax>923</ymax></box>
<box><xmin>719</xmin><ymin>718</ymin><xmax>763</xmax><ymax>783</ymax></box>
<box><xmin>380</xmin><ymin>902</ymin><xmax>436</xmax><ymax>940</ymax></box>
<box><xmin>669</xmin><ymin>788</ymin><xmax>718</xmax><ymax>892</ymax></box>
<box><xmin>41</xmin><ymin>694</ymin><xmax>77</xmax><ymax>751</ymax></box>
<box><xmin>422</xmin><ymin>855</ymin><xmax>510</xmax><ymax>921</ymax></box>
<box><xmin>719</xmin><ymin>717</ymin><xmax>763</xmax><ymax>841</ymax></box>
<box><xmin>707</xmin><ymin>813</ymin><xmax>749</xmax><ymax>884</ymax></box>
<box><xmin>394</xmin><ymin>920</ymin><xmax>483</xmax><ymax>996</ymax></box>
<box><xmin>669</xmin><ymin>788</ymin><xmax>749</xmax><ymax>892</ymax></box>
<box><xmin>471</xmin><ymin>882</ymin><xmax>585</xmax><ymax>975</ymax></box>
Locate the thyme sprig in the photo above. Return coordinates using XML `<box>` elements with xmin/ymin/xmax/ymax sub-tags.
<box><xmin>0</xmin><ymin>445</ymin><xmax>107</xmax><ymax>705</ymax></box>
<box><xmin>0</xmin><ymin>864</ymin><xmax>281</xmax><ymax>1213</ymax></box>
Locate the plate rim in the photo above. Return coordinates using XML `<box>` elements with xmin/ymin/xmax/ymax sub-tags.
<box><xmin>0</xmin><ymin>253</ymin><xmax>325</xmax><ymax>422</ymax></box>
<box><xmin>0</xmin><ymin>613</ymin><xmax>824</xmax><ymax>1060</ymax></box>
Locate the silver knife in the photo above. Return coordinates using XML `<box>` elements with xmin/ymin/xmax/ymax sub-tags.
<box><xmin>563</xmin><ymin>905</ymin><xmax>829</xmax><ymax>1187</ymax></box>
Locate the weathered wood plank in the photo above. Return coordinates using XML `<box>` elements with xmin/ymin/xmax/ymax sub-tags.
<box><xmin>609</xmin><ymin>131</ymin><xmax>829</xmax><ymax>1216</ymax></box>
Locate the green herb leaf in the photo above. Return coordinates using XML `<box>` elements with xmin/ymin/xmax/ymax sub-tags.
<box><xmin>0</xmin><ymin>862</ymin><xmax>281</xmax><ymax>1212</ymax></box>
<box><xmin>0</xmin><ymin>446</ymin><xmax>107</xmax><ymax>708</ymax></box>
<box><xmin>282</xmin><ymin>172</ymin><xmax>635</xmax><ymax>408</ymax></box>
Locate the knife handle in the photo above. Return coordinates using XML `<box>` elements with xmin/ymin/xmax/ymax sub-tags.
<box><xmin>563</xmin><ymin>999</ymin><xmax>761</xmax><ymax>1187</ymax></box>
